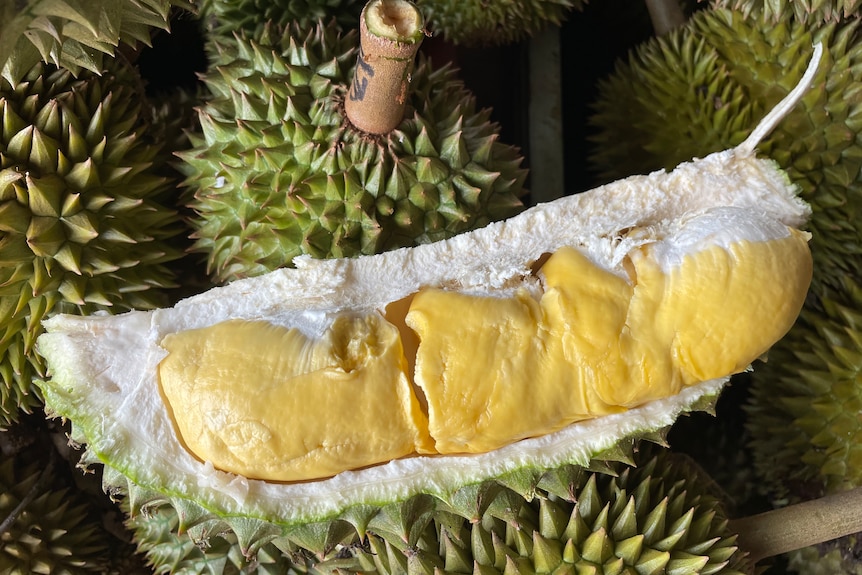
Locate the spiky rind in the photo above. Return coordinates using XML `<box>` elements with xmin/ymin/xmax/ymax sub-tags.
<box><xmin>588</xmin><ymin>9</ymin><xmax>862</xmax><ymax>294</ymax></box>
<box><xmin>198</xmin><ymin>0</ymin><xmax>365</xmax><ymax>40</ymax></box>
<box><xmin>119</xmin><ymin>446</ymin><xmax>748</xmax><ymax>575</ymax></box>
<box><xmin>0</xmin><ymin>62</ymin><xmax>184</xmax><ymax>426</ymax></box>
<box><xmin>179</xmin><ymin>22</ymin><xmax>526</xmax><ymax>283</ymax></box>
<box><xmin>708</xmin><ymin>0</ymin><xmax>862</xmax><ymax>24</ymax></box>
<box><xmin>0</xmin><ymin>0</ymin><xmax>196</xmax><ymax>85</ymax></box>
<box><xmin>417</xmin><ymin>0</ymin><xmax>584</xmax><ymax>45</ymax></box>
<box><xmin>0</xmin><ymin>456</ymin><xmax>108</xmax><ymax>574</ymax></box>
<box><xmin>746</xmin><ymin>275</ymin><xmax>862</xmax><ymax>500</ymax></box>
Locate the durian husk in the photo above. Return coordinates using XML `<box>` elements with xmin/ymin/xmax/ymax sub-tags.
<box><xmin>0</xmin><ymin>60</ymin><xmax>185</xmax><ymax>426</ymax></box>
<box><xmin>197</xmin><ymin>0</ymin><xmax>365</xmax><ymax>39</ymax></box>
<box><xmin>706</xmin><ymin>0</ymin><xmax>862</xmax><ymax>24</ymax></box>
<box><xmin>121</xmin><ymin>444</ymin><xmax>750</xmax><ymax>575</ymax></box>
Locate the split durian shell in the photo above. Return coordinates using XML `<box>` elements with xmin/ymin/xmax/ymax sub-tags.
<box><xmin>34</xmin><ymin>46</ymin><xmax>817</xmax><ymax>540</ymax></box>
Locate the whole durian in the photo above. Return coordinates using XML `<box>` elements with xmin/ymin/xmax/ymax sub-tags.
<box><xmin>0</xmin><ymin>0</ymin><xmax>196</xmax><ymax>84</ymax></box>
<box><xmin>178</xmin><ymin>19</ymin><xmax>527</xmax><ymax>283</ymax></box>
<box><xmin>0</xmin><ymin>61</ymin><xmax>184</xmax><ymax>426</ymax></box>
<box><xmin>121</xmin><ymin>447</ymin><xmax>749</xmax><ymax>575</ymax></box>
<box><xmin>588</xmin><ymin>8</ymin><xmax>862</xmax><ymax>293</ymax></box>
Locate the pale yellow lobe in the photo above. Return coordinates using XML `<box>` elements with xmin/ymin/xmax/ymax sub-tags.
<box><xmin>158</xmin><ymin>314</ymin><xmax>432</xmax><ymax>482</ymax></box>
<box><xmin>407</xmin><ymin>233</ymin><xmax>812</xmax><ymax>454</ymax></box>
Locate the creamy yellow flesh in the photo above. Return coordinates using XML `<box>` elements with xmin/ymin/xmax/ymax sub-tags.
<box><xmin>159</xmin><ymin>315</ymin><xmax>433</xmax><ymax>481</ymax></box>
<box><xmin>158</xmin><ymin>232</ymin><xmax>811</xmax><ymax>481</ymax></box>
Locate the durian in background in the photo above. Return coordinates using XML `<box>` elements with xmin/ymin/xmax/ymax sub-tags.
<box><xmin>197</xmin><ymin>0</ymin><xmax>366</xmax><ymax>39</ymax></box>
<box><xmin>178</xmin><ymin>6</ymin><xmax>527</xmax><ymax>283</ymax></box>
<box><xmin>0</xmin><ymin>59</ymin><xmax>186</xmax><ymax>426</ymax></box>
<box><xmin>0</xmin><ymin>0</ymin><xmax>196</xmax><ymax>84</ymax></box>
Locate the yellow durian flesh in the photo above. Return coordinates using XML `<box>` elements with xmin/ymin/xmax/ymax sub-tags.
<box><xmin>157</xmin><ymin>207</ymin><xmax>811</xmax><ymax>479</ymax></box>
<box><xmin>159</xmin><ymin>315</ymin><xmax>434</xmax><ymax>482</ymax></box>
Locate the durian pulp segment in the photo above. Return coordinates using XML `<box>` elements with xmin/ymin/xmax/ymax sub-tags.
<box><xmin>365</xmin><ymin>0</ymin><xmax>423</xmax><ymax>42</ymax></box>
<box><xmin>157</xmin><ymin>208</ymin><xmax>811</xmax><ymax>481</ymax></box>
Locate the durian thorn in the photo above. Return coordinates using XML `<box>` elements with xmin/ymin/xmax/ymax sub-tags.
<box><xmin>737</xmin><ymin>42</ymin><xmax>823</xmax><ymax>156</ymax></box>
<box><xmin>0</xmin><ymin>449</ymin><xmax>56</xmax><ymax>537</ymax></box>
<box><xmin>730</xmin><ymin>485</ymin><xmax>862</xmax><ymax>565</ymax></box>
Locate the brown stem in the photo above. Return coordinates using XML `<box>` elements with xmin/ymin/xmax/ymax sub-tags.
<box><xmin>644</xmin><ymin>0</ymin><xmax>686</xmax><ymax>35</ymax></box>
<box><xmin>730</xmin><ymin>487</ymin><xmax>862</xmax><ymax>565</ymax></box>
<box><xmin>345</xmin><ymin>0</ymin><xmax>425</xmax><ymax>135</ymax></box>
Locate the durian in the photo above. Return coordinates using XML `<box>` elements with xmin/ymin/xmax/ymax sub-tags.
<box><xmin>588</xmin><ymin>8</ymin><xmax>862</xmax><ymax>293</ymax></box>
<box><xmin>0</xmin><ymin>0</ymin><xmax>196</xmax><ymax>84</ymax></box>
<box><xmin>417</xmin><ymin>0</ymin><xmax>584</xmax><ymax>45</ymax></box>
<box><xmin>0</xmin><ymin>454</ymin><xmax>108</xmax><ymax>574</ymax></box>
<box><xmin>198</xmin><ymin>0</ymin><xmax>365</xmax><ymax>39</ymax></box>
<box><xmin>32</xmin><ymin>45</ymin><xmax>818</xmax><ymax>567</ymax></box>
<box><xmin>0</xmin><ymin>60</ymin><xmax>184</xmax><ymax>426</ymax></box>
<box><xmin>178</xmin><ymin>9</ymin><xmax>526</xmax><ymax>283</ymax></box>
<box><xmin>708</xmin><ymin>0</ymin><xmax>862</xmax><ymax>24</ymax></box>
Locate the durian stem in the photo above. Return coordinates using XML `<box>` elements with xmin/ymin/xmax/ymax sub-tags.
<box><xmin>643</xmin><ymin>0</ymin><xmax>685</xmax><ymax>35</ymax></box>
<box><xmin>730</xmin><ymin>487</ymin><xmax>862</xmax><ymax>564</ymax></box>
<box><xmin>345</xmin><ymin>0</ymin><xmax>425</xmax><ymax>135</ymax></box>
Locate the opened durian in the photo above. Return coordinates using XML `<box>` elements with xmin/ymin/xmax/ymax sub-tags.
<box><xmin>32</xmin><ymin>43</ymin><xmax>819</xmax><ymax>574</ymax></box>
<box><xmin>0</xmin><ymin>60</ymin><xmax>185</xmax><ymax>427</ymax></box>
<box><xmin>588</xmin><ymin>8</ymin><xmax>862</xmax><ymax>293</ymax></box>
<box><xmin>0</xmin><ymin>0</ymin><xmax>196</xmax><ymax>84</ymax></box>
<box><xmin>179</xmin><ymin>2</ymin><xmax>527</xmax><ymax>284</ymax></box>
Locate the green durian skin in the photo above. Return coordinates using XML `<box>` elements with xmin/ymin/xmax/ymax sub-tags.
<box><xmin>416</xmin><ymin>0</ymin><xmax>584</xmax><ymax>45</ymax></box>
<box><xmin>0</xmin><ymin>0</ymin><xmax>197</xmax><ymax>84</ymax></box>
<box><xmin>708</xmin><ymin>0</ymin><xmax>862</xmax><ymax>23</ymax></box>
<box><xmin>588</xmin><ymin>8</ymin><xmax>862</xmax><ymax>294</ymax></box>
<box><xmin>179</xmin><ymin>21</ymin><xmax>527</xmax><ymax>283</ymax></box>
<box><xmin>122</xmin><ymin>446</ymin><xmax>750</xmax><ymax>575</ymax></box>
<box><xmin>0</xmin><ymin>61</ymin><xmax>184</xmax><ymax>426</ymax></box>
<box><xmin>198</xmin><ymin>0</ymin><xmax>365</xmax><ymax>39</ymax></box>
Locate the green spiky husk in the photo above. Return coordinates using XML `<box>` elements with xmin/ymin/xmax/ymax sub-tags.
<box><xmin>588</xmin><ymin>9</ymin><xmax>862</xmax><ymax>294</ymax></box>
<box><xmin>416</xmin><ymin>0</ymin><xmax>584</xmax><ymax>45</ymax></box>
<box><xmin>121</xmin><ymin>445</ymin><xmax>749</xmax><ymax>575</ymax></box>
<box><xmin>0</xmin><ymin>61</ymin><xmax>184</xmax><ymax>426</ymax></box>
<box><xmin>198</xmin><ymin>0</ymin><xmax>365</xmax><ymax>39</ymax></box>
<box><xmin>0</xmin><ymin>0</ymin><xmax>197</xmax><ymax>85</ymax></box>
<box><xmin>178</xmin><ymin>21</ymin><xmax>527</xmax><ymax>283</ymax></box>
<box><xmin>707</xmin><ymin>0</ymin><xmax>862</xmax><ymax>23</ymax></box>
<box><xmin>0</xmin><ymin>455</ymin><xmax>108</xmax><ymax>574</ymax></box>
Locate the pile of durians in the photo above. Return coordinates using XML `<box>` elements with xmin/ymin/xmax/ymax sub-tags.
<box><xmin>2</xmin><ymin>0</ymin><xmax>862</xmax><ymax>574</ymax></box>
